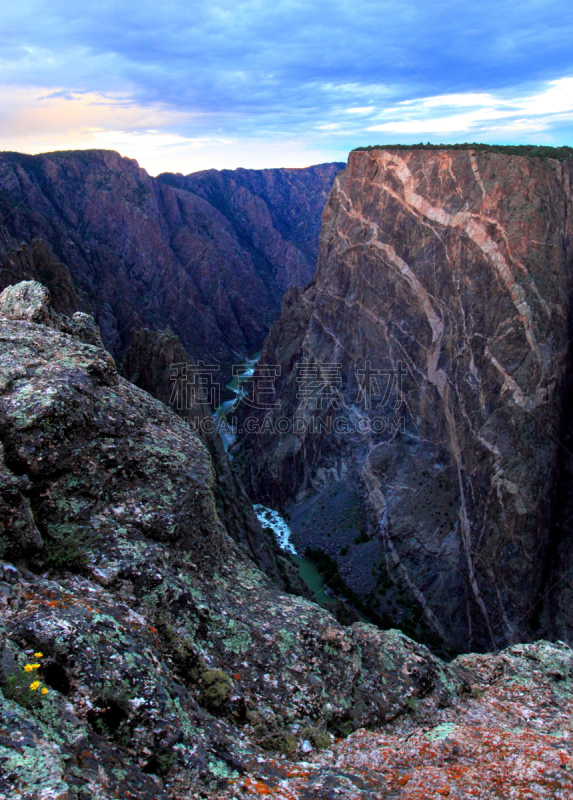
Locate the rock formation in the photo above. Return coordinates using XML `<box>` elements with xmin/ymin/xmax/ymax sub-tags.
<box><xmin>0</xmin><ymin>151</ymin><xmax>343</xmax><ymax>376</ymax></box>
<box><xmin>236</xmin><ymin>146</ymin><xmax>573</xmax><ymax>653</ymax></box>
<box><xmin>217</xmin><ymin>640</ymin><xmax>573</xmax><ymax>799</ymax></box>
<box><xmin>0</xmin><ymin>224</ymin><xmax>80</xmax><ymax>316</ymax></box>
<box><xmin>2</xmin><ymin>280</ymin><xmax>573</xmax><ymax>798</ymax></box>
<box><xmin>121</xmin><ymin>325</ymin><xmax>299</xmax><ymax>588</ymax></box>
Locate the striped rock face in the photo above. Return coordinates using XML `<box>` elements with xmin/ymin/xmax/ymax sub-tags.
<box><xmin>237</xmin><ymin>148</ymin><xmax>573</xmax><ymax>653</ymax></box>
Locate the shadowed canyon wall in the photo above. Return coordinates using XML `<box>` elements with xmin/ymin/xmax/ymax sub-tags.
<box><xmin>0</xmin><ymin>150</ymin><xmax>343</xmax><ymax>375</ymax></box>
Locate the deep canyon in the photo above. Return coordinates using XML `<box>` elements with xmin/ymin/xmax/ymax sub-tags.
<box><xmin>2</xmin><ymin>144</ymin><xmax>573</xmax><ymax>799</ymax></box>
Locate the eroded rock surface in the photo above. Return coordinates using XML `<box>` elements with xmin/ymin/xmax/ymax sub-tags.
<box><xmin>218</xmin><ymin>640</ymin><xmax>573</xmax><ymax>799</ymax></box>
<box><xmin>237</xmin><ymin>147</ymin><xmax>573</xmax><ymax>653</ymax></box>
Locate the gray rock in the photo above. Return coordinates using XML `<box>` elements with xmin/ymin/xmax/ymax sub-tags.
<box><xmin>0</xmin><ymin>280</ymin><xmax>105</xmax><ymax>350</ymax></box>
<box><xmin>66</xmin><ymin>311</ymin><xmax>105</xmax><ymax>348</ymax></box>
<box><xmin>0</xmin><ymin>280</ymin><xmax>54</xmax><ymax>325</ymax></box>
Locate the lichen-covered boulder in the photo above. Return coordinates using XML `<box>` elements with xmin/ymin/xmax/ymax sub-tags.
<box><xmin>0</xmin><ymin>280</ymin><xmax>105</xmax><ymax>350</ymax></box>
<box><xmin>0</xmin><ymin>280</ymin><xmax>54</xmax><ymax>326</ymax></box>
<box><xmin>66</xmin><ymin>311</ymin><xmax>105</xmax><ymax>348</ymax></box>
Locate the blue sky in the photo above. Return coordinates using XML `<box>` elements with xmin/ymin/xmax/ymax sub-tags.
<box><xmin>1</xmin><ymin>0</ymin><xmax>572</xmax><ymax>173</ymax></box>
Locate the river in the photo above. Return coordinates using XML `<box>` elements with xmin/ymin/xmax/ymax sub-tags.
<box><xmin>213</xmin><ymin>353</ymin><xmax>260</xmax><ymax>451</ymax></box>
<box><xmin>213</xmin><ymin>356</ymin><xmax>335</xmax><ymax>609</ymax></box>
<box><xmin>254</xmin><ymin>505</ymin><xmax>336</xmax><ymax>610</ymax></box>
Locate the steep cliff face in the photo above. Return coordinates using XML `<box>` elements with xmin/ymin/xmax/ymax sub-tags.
<box><xmin>237</xmin><ymin>147</ymin><xmax>573</xmax><ymax>653</ymax></box>
<box><xmin>163</xmin><ymin>163</ymin><xmax>344</xmax><ymax>291</ymax></box>
<box><xmin>0</xmin><ymin>151</ymin><xmax>343</xmax><ymax>374</ymax></box>
<box><xmin>0</xmin><ymin>224</ymin><xmax>80</xmax><ymax>316</ymax></box>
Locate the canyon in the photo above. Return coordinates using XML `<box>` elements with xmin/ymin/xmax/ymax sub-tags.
<box><xmin>2</xmin><ymin>279</ymin><xmax>573</xmax><ymax>800</ymax></box>
<box><xmin>3</xmin><ymin>144</ymin><xmax>573</xmax><ymax>798</ymax></box>
<box><xmin>236</xmin><ymin>145</ymin><xmax>573</xmax><ymax>654</ymax></box>
<box><xmin>0</xmin><ymin>150</ymin><xmax>343</xmax><ymax>376</ymax></box>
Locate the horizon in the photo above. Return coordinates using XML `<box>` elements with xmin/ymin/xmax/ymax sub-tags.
<box><xmin>2</xmin><ymin>140</ymin><xmax>573</xmax><ymax>179</ymax></box>
<box><xmin>1</xmin><ymin>1</ymin><xmax>572</xmax><ymax>175</ymax></box>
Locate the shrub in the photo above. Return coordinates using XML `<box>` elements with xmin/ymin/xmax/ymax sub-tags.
<box><xmin>302</xmin><ymin>727</ymin><xmax>332</xmax><ymax>750</ymax></box>
<box><xmin>143</xmin><ymin>751</ymin><xmax>176</xmax><ymax>777</ymax></box>
<box><xmin>258</xmin><ymin>731</ymin><xmax>297</xmax><ymax>756</ymax></box>
<box><xmin>199</xmin><ymin>669</ymin><xmax>232</xmax><ymax>711</ymax></box>
<box><xmin>2</xmin><ymin>653</ymin><xmax>49</xmax><ymax>710</ymax></box>
<box><xmin>44</xmin><ymin>530</ymin><xmax>88</xmax><ymax>572</ymax></box>
<box><xmin>352</xmin><ymin>142</ymin><xmax>573</xmax><ymax>161</ymax></box>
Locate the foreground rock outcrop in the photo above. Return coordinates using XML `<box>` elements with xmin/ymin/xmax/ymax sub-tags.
<box><xmin>218</xmin><ymin>640</ymin><xmax>573</xmax><ymax>799</ymax></box>
<box><xmin>2</xmin><ymin>280</ymin><xmax>573</xmax><ymax>799</ymax></box>
<box><xmin>0</xmin><ymin>283</ymin><xmax>466</xmax><ymax>797</ymax></box>
<box><xmin>121</xmin><ymin>325</ymin><xmax>295</xmax><ymax>586</ymax></box>
<box><xmin>0</xmin><ymin>151</ymin><xmax>343</xmax><ymax>374</ymax></box>
<box><xmin>0</xmin><ymin>225</ymin><xmax>80</xmax><ymax>316</ymax></box>
<box><xmin>237</xmin><ymin>146</ymin><xmax>573</xmax><ymax>653</ymax></box>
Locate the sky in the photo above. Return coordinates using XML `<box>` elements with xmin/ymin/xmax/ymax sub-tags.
<box><xmin>1</xmin><ymin>0</ymin><xmax>573</xmax><ymax>175</ymax></box>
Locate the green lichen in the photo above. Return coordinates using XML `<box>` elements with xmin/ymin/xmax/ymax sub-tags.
<box><xmin>207</xmin><ymin>757</ymin><xmax>239</xmax><ymax>780</ymax></box>
<box><xmin>425</xmin><ymin>722</ymin><xmax>458</xmax><ymax>741</ymax></box>
<box><xmin>278</xmin><ymin>630</ymin><xmax>297</xmax><ymax>657</ymax></box>
<box><xmin>0</xmin><ymin>743</ymin><xmax>69</xmax><ymax>797</ymax></box>
<box><xmin>220</xmin><ymin>618</ymin><xmax>251</xmax><ymax>655</ymax></box>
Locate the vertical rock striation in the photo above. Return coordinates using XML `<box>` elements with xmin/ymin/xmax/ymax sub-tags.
<box><xmin>238</xmin><ymin>147</ymin><xmax>573</xmax><ymax>652</ymax></box>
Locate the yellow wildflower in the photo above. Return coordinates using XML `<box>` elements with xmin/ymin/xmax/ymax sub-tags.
<box><xmin>41</xmin><ymin>687</ymin><xmax>48</xmax><ymax>695</ymax></box>
<box><xmin>29</xmin><ymin>681</ymin><xmax>41</xmax><ymax>691</ymax></box>
<box><xmin>24</xmin><ymin>663</ymin><xmax>40</xmax><ymax>672</ymax></box>
<box><xmin>34</xmin><ymin>652</ymin><xmax>43</xmax><ymax>658</ymax></box>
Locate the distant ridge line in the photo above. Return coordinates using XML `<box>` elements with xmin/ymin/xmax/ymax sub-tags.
<box><xmin>352</xmin><ymin>142</ymin><xmax>573</xmax><ymax>161</ymax></box>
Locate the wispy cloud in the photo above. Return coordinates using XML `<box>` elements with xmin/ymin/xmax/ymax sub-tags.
<box><xmin>366</xmin><ymin>78</ymin><xmax>573</xmax><ymax>136</ymax></box>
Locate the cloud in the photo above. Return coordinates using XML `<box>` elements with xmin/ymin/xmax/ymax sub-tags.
<box><xmin>366</xmin><ymin>78</ymin><xmax>573</xmax><ymax>137</ymax></box>
<box><xmin>0</xmin><ymin>85</ymin><xmax>334</xmax><ymax>173</ymax></box>
<box><xmin>346</xmin><ymin>107</ymin><xmax>375</xmax><ymax>114</ymax></box>
<box><xmin>0</xmin><ymin>0</ymin><xmax>572</xmax><ymax>171</ymax></box>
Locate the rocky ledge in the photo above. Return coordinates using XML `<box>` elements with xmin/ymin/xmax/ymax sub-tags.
<box><xmin>1</xmin><ymin>281</ymin><xmax>572</xmax><ymax>799</ymax></box>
